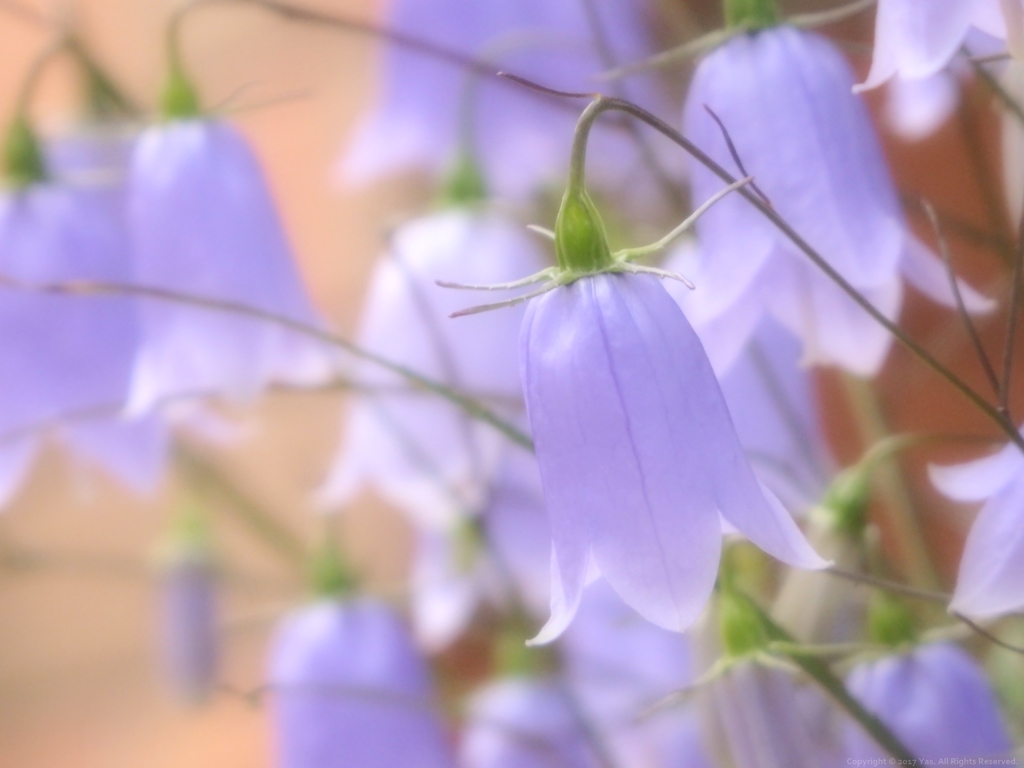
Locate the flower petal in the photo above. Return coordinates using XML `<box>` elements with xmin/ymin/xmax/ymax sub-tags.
<box><xmin>928</xmin><ymin>441</ymin><xmax>1024</xmax><ymax>502</ymax></box>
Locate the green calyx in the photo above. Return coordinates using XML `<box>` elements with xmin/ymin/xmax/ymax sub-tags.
<box><xmin>554</xmin><ymin>185</ymin><xmax>615</xmax><ymax>275</ymax></box>
<box><xmin>161</xmin><ymin>64</ymin><xmax>202</xmax><ymax>120</ymax></box>
<box><xmin>867</xmin><ymin>593</ymin><xmax>917</xmax><ymax>648</ymax></box>
<box><xmin>719</xmin><ymin>590</ymin><xmax>769</xmax><ymax>658</ymax></box>
<box><xmin>308</xmin><ymin>537</ymin><xmax>357</xmax><ymax>599</ymax></box>
<box><xmin>441</xmin><ymin>152</ymin><xmax>488</xmax><ymax>208</ymax></box>
<box><xmin>724</xmin><ymin>0</ymin><xmax>779</xmax><ymax>29</ymax></box>
<box><xmin>821</xmin><ymin>467</ymin><xmax>871</xmax><ymax>538</ymax></box>
<box><xmin>3</xmin><ymin>116</ymin><xmax>47</xmax><ymax>187</ymax></box>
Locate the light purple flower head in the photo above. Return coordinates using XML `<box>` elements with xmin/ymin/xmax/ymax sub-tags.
<box><xmin>0</xmin><ymin>181</ymin><xmax>166</xmax><ymax>507</ymax></box>
<box><xmin>128</xmin><ymin>119</ymin><xmax>335</xmax><ymax>412</ymax></box>
<box><xmin>320</xmin><ymin>210</ymin><xmax>545</xmax><ymax>526</ymax></box>
<box><xmin>682</xmin><ymin>26</ymin><xmax>991</xmax><ymax>376</ymax></box>
<box><xmin>460</xmin><ymin>676</ymin><xmax>601</xmax><ymax>768</ymax></box>
<box><xmin>844</xmin><ymin>642</ymin><xmax>1012</xmax><ymax>761</ymax></box>
<box><xmin>159</xmin><ymin>548</ymin><xmax>218</xmax><ymax>704</ymax></box>
<box><xmin>520</xmin><ymin>272</ymin><xmax>826</xmax><ymax>642</ymax></box>
<box><xmin>269</xmin><ymin>598</ymin><xmax>455</xmax><ymax>768</ymax></box>
<box><xmin>858</xmin><ymin>0</ymin><xmax>1008</xmax><ymax>91</ymax></box>
<box><xmin>411</xmin><ymin>447</ymin><xmax>551</xmax><ymax>651</ymax></box>
<box><xmin>342</xmin><ymin>0</ymin><xmax>662</xmax><ymax>198</ymax></box>
<box><xmin>930</xmin><ymin>439</ymin><xmax>1024</xmax><ymax>618</ymax></box>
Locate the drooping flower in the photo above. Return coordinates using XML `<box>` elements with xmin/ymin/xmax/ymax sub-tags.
<box><xmin>127</xmin><ymin>119</ymin><xmax>335</xmax><ymax>412</ymax></box>
<box><xmin>929</xmin><ymin>438</ymin><xmax>1024</xmax><ymax>618</ymax></box>
<box><xmin>683</xmin><ymin>26</ymin><xmax>991</xmax><ymax>376</ymax></box>
<box><xmin>269</xmin><ymin>598</ymin><xmax>456</xmax><ymax>768</ymax></box>
<box><xmin>521</xmin><ymin>272</ymin><xmax>826</xmax><ymax>641</ymax></box>
<box><xmin>857</xmin><ymin>0</ymin><xmax>1009</xmax><ymax>91</ymax></box>
<box><xmin>844</xmin><ymin>642</ymin><xmax>1012</xmax><ymax>761</ymax></box>
<box><xmin>159</xmin><ymin>539</ymin><xmax>218</xmax><ymax>704</ymax></box>
<box><xmin>0</xmin><ymin>173</ymin><xmax>166</xmax><ymax>507</ymax></box>
<box><xmin>320</xmin><ymin>209</ymin><xmax>546</xmax><ymax>527</ymax></box>
<box><xmin>460</xmin><ymin>677</ymin><xmax>603</xmax><ymax>768</ymax></box>
<box><xmin>342</xmin><ymin>0</ymin><xmax>663</xmax><ymax>198</ymax></box>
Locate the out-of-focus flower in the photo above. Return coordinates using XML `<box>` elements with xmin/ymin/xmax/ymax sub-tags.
<box><xmin>159</xmin><ymin>536</ymin><xmax>218</xmax><ymax>704</ymax></box>
<box><xmin>411</xmin><ymin>448</ymin><xmax>550</xmax><ymax>651</ymax></box>
<box><xmin>127</xmin><ymin>119</ymin><xmax>335</xmax><ymax>413</ymax></box>
<box><xmin>884</xmin><ymin>71</ymin><xmax>960</xmax><ymax>141</ymax></box>
<box><xmin>521</xmin><ymin>272</ymin><xmax>826</xmax><ymax>642</ymax></box>
<box><xmin>845</xmin><ymin>642</ymin><xmax>1012</xmax><ymax>760</ymax></box>
<box><xmin>930</xmin><ymin>439</ymin><xmax>1024</xmax><ymax>618</ymax></box>
<box><xmin>269</xmin><ymin>598</ymin><xmax>455</xmax><ymax>768</ymax></box>
<box><xmin>561</xmin><ymin>581</ymin><xmax>709</xmax><ymax>768</ymax></box>
<box><xmin>460</xmin><ymin>677</ymin><xmax>601</xmax><ymax>768</ymax></box>
<box><xmin>0</xmin><ymin>178</ymin><xmax>166</xmax><ymax>507</ymax></box>
<box><xmin>683</xmin><ymin>26</ymin><xmax>991</xmax><ymax>376</ymax></box>
<box><xmin>857</xmin><ymin>0</ymin><xmax>1007</xmax><ymax>92</ymax></box>
<box><xmin>320</xmin><ymin>210</ymin><xmax>546</xmax><ymax>526</ymax></box>
<box><xmin>342</xmin><ymin>0</ymin><xmax>662</xmax><ymax>199</ymax></box>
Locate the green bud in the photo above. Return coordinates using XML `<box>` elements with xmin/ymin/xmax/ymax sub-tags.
<box><xmin>441</xmin><ymin>152</ymin><xmax>487</xmax><ymax>207</ymax></box>
<box><xmin>867</xmin><ymin>592</ymin><xmax>916</xmax><ymax>647</ymax></box>
<box><xmin>161</xmin><ymin>65</ymin><xmax>201</xmax><ymax>121</ymax></box>
<box><xmin>3</xmin><ymin>116</ymin><xmax>47</xmax><ymax>187</ymax></box>
<box><xmin>719</xmin><ymin>590</ymin><xmax>768</xmax><ymax>658</ymax></box>
<box><xmin>308</xmin><ymin>537</ymin><xmax>356</xmax><ymax>599</ymax></box>
<box><xmin>822</xmin><ymin>466</ymin><xmax>871</xmax><ymax>537</ymax></box>
<box><xmin>724</xmin><ymin>0</ymin><xmax>779</xmax><ymax>29</ymax></box>
<box><xmin>554</xmin><ymin>186</ymin><xmax>614</xmax><ymax>275</ymax></box>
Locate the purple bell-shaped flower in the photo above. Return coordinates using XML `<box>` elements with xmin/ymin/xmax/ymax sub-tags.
<box><xmin>845</xmin><ymin>642</ymin><xmax>1012</xmax><ymax>761</ymax></box>
<box><xmin>269</xmin><ymin>598</ymin><xmax>456</xmax><ymax>768</ymax></box>
<box><xmin>682</xmin><ymin>26</ymin><xmax>991</xmax><ymax>376</ymax></box>
<box><xmin>127</xmin><ymin>119</ymin><xmax>335</xmax><ymax>412</ymax></box>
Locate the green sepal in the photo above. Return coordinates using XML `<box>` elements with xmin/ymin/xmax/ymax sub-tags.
<box><xmin>554</xmin><ymin>185</ymin><xmax>614</xmax><ymax>275</ymax></box>
<box><xmin>161</xmin><ymin>65</ymin><xmax>202</xmax><ymax>121</ymax></box>
<box><xmin>821</xmin><ymin>466</ymin><xmax>871</xmax><ymax>538</ymax></box>
<box><xmin>308</xmin><ymin>536</ymin><xmax>357</xmax><ymax>599</ymax></box>
<box><xmin>867</xmin><ymin>592</ymin><xmax>917</xmax><ymax>648</ymax></box>
<box><xmin>724</xmin><ymin>0</ymin><xmax>779</xmax><ymax>29</ymax></box>
<box><xmin>719</xmin><ymin>589</ymin><xmax>769</xmax><ymax>658</ymax></box>
<box><xmin>3</xmin><ymin>116</ymin><xmax>47</xmax><ymax>187</ymax></box>
<box><xmin>440</xmin><ymin>152</ymin><xmax>488</xmax><ymax>207</ymax></box>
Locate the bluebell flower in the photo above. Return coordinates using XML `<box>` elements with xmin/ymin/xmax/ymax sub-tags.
<box><xmin>127</xmin><ymin>119</ymin><xmax>335</xmax><ymax>412</ymax></box>
<box><xmin>845</xmin><ymin>642</ymin><xmax>1012</xmax><ymax>761</ymax></box>
<box><xmin>521</xmin><ymin>272</ymin><xmax>826</xmax><ymax>641</ymax></box>
<box><xmin>683</xmin><ymin>26</ymin><xmax>991</xmax><ymax>376</ymax></box>
<box><xmin>159</xmin><ymin>546</ymin><xmax>218</xmax><ymax>704</ymax></box>
<box><xmin>930</xmin><ymin>439</ymin><xmax>1024</xmax><ymax>618</ymax></box>
<box><xmin>0</xmin><ymin>177</ymin><xmax>166</xmax><ymax>507</ymax></box>
<box><xmin>342</xmin><ymin>0</ymin><xmax>662</xmax><ymax>198</ymax></box>
<box><xmin>269</xmin><ymin>598</ymin><xmax>455</xmax><ymax>768</ymax></box>
<box><xmin>858</xmin><ymin>0</ymin><xmax>1008</xmax><ymax>91</ymax></box>
<box><xmin>320</xmin><ymin>210</ymin><xmax>545</xmax><ymax>527</ymax></box>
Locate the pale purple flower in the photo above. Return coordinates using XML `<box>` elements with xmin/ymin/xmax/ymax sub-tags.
<box><xmin>0</xmin><ymin>182</ymin><xmax>166</xmax><ymax>507</ymax></box>
<box><xmin>845</xmin><ymin>642</ymin><xmax>1012</xmax><ymax>761</ymax></box>
<box><xmin>884</xmin><ymin>71</ymin><xmax>960</xmax><ymax>140</ymax></box>
<box><xmin>520</xmin><ymin>273</ymin><xmax>826</xmax><ymax>642</ymax></box>
<box><xmin>460</xmin><ymin>677</ymin><xmax>601</xmax><ymax>768</ymax></box>
<box><xmin>411</xmin><ymin>448</ymin><xmax>551</xmax><ymax>651</ymax></box>
<box><xmin>930</xmin><ymin>438</ymin><xmax>1024</xmax><ymax>618</ymax></box>
<box><xmin>320</xmin><ymin>210</ymin><xmax>545</xmax><ymax>526</ymax></box>
<box><xmin>128</xmin><ymin>120</ymin><xmax>335</xmax><ymax>412</ymax></box>
<box><xmin>858</xmin><ymin>0</ymin><xmax>1009</xmax><ymax>91</ymax></box>
<box><xmin>683</xmin><ymin>26</ymin><xmax>991</xmax><ymax>376</ymax></box>
<box><xmin>561</xmin><ymin>581</ymin><xmax>710</xmax><ymax>768</ymax></box>
<box><xmin>342</xmin><ymin>0</ymin><xmax>662</xmax><ymax>198</ymax></box>
<box><xmin>159</xmin><ymin>549</ymin><xmax>218</xmax><ymax>703</ymax></box>
<box><xmin>269</xmin><ymin>598</ymin><xmax>455</xmax><ymax>768</ymax></box>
